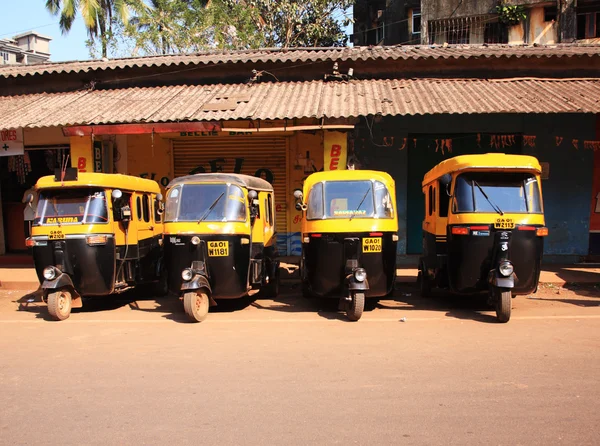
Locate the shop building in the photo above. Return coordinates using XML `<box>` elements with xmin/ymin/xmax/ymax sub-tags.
<box><xmin>1</xmin><ymin>46</ymin><xmax>600</xmax><ymax>262</ymax></box>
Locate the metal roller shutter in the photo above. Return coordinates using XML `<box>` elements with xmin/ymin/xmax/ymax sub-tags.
<box><xmin>172</xmin><ymin>137</ymin><xmax>289</xmax><ymax>254</ymax></box>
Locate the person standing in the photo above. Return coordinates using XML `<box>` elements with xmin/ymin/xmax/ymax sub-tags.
<box><xmin>22</xmin><ymin>185</ymin><xmax>37</xmax><ymax>239</ymax></box>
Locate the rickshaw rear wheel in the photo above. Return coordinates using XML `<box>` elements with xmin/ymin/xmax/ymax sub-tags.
<box><xmin>262</xmin><ymin>267</ymin><xmax>280</xmax><ymax>298</ymax></box>
<box><xmin>47</xmin><ymin>289</ymin><xmax>72</xmax><ymax>321</ymax></box>
<box><xmin>183</xmin><ymin>291</ymin><xmax>209</xmax><ymax>323</ymax></box>
<box><xmin>346</xmin><ymin>292</ymin><xmax>365</xmax><ymax>321</ymax></box>
<box><xmin>418</xmin><ymin>262</ymin><xmax>432</xmax><ymax>298</ymax></box>
<box><xmin>494</xmin><ymin>287</ymin><xmax>512</xmax><ymax>323</ymax></box>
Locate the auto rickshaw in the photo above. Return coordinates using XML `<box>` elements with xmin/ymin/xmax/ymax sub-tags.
<box><xmin>27</xmin><ymin>169</ymin><xmax>165</xmax><ymax>321</ymax></box>
<box><xmin>163</xmin><ymin>173</ymin><xmax>280</xmax><ymax>322</ymax></box>
<box><xmin>293</xmin><ymin>170</ymin><xmax>399</xmax><ymax>321</ymax></box>
<box><xmin>418</xmin><ymin>154</ymin><xmax>548</xmax><ymax>323</ymax></box>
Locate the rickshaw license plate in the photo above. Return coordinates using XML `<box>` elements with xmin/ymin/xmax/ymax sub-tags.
<box><xmin>208</xmin><ymin>241</ymin><xmax>229</xmax><ymax>257</ymax></box>
<box><xmin>362</xmin><ymin>237</ymin><xmax>382</xmax><ymax>253</ymax></box>
<box><xmin>48</xmin><ymin>230</ymin><xmax>64</xmax><ymax>240</ymax></box>
<box><xmin>494</xmin><ymin>218</ymin><xmax>515</xmax><ymax>229</ymax></box>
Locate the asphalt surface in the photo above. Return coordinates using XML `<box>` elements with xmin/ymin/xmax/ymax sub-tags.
<box><xmin>1</xmin><ymin>283</ymin><xmax>599</xmax><ymax>445</ymax></box>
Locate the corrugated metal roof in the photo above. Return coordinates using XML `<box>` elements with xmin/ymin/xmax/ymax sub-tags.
<box><xmin>1</xmin><ymin>44</ymin><xmax>600</xmax><ymax>78</ymax></box>
<box><xmin>1</xmin><ymin>78</ymin><xmax>599</xmax><ymax>130</ymax></box>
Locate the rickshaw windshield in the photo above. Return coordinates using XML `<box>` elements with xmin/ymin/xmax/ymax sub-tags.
<box><xmin>454</xmin><ymin>172</ymin><xmax>542</xmax><ymax>214</ymax></box>
<box><xmin>165</xmin><ymin>183</ymin><xmax>246</xmax><ymax>222</ymax></box>
<box><xmin>307</xmin><ymin>180</ymin><xmax>394</xmax><ymax>220</ymax></box>
<box><xmin>34</xmin><ymin>188</ymin><xmax>108</xmax><ymax>225</ymax></box>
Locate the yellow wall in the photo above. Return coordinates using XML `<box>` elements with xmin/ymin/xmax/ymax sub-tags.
<box><xmin>24</xmin><ymin>127</ymin><xmax>69</xmax><ymax>146</ymax></box>
<box><xmin>509</xmin><ymin>7</ymin><xmax>557</xmax><ymax>45</ymax></box>
<box><xmin>530</xmin><ymin>7</ymin><xmax>557</xmax><ymax>45</ymax></box>
<box><xmin>288</xmin><ymin>131</ymin><xmax>324</xmax><ymax>236</ymax></box>
<box><xmin>125</xmin><ymin>134</ymin><xmax>172</xmax><ymax>190</ymax></box>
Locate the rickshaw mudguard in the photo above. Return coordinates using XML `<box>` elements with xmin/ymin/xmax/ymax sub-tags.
<box><xmin>42</xmin><ymin>273</ymin><xmax>83</xmax><ymax>308</ymax></box>
<box><xmin>43</xmin><ymin>272</ymin><xmax>75</xmax><ymax>291</ymax></box>
<box><xmin>181</xmin><ymin>273</ymin><xmax>212</xmax><ymax>294</ymax></box>
<box><xmin>488</xmin><ymin>270</ymin><xmax>515</xmax><ymax>289</ymax></box>
<box><xmin>346</xmin><ymin>274</ymin><xmax>370</xmax><ymax>291</ymax></box>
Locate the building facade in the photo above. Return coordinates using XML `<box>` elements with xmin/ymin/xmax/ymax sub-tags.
<box><xmin>0</xmin><ymin>32</ymin><xmax>51</xmax><ymax>65</ymax></box>
<box><xmin>354</xmin><ymin>1</ymin><xmax>600</xmax><ymax>46</ymax></box>
<box><xmin>1</xmin><ymin>46</ymin><xmax>600</xmax><ymax>262</ymax></box>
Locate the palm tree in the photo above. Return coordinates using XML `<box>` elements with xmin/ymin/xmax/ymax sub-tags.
<box><xmin>45</xmin><ymin>0</ymin><xmax>138</xmax><ymax>58</ymax></box>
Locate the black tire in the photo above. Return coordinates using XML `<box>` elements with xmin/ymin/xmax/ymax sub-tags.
<box><xmin>419</xmin><ymin>262</ymin><xmax>432</xmax><ymax>298</ymax></box>
<box><xmin>346</xmin><ymin>292</ymin><xmax>365</xmax><ymax>321</ymax></box>
<box><xmin>183</xmin><ymin>291</ymin><xmax>209</xmax><ymax>323</ymax></box>
<box><xmin>301</xmin><ymin>282</ymin><xmax>312</xmax><ymax>298</ymax></box>
<box><xmin>494</xmin><ymin>288</ymin><xmax>512</xmax><ymax>323</ymax></box>
<box><xmin>262</xmin><ymin>266</ymin><xmax>280</xmax><ymax>298</ymax></box>
<box><xmin>47</xmin><ymin>289</ymin><xmax>72</xmax><ymax>321</ymax></box>
<box><xmin>154</xmin><ymin>264</ymin><xmax>168</xmax><ymax>297</ymax></box>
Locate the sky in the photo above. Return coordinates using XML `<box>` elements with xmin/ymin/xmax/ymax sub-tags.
<box><xmin>2</xmin><ymin>0</ymin><xmax>91</xmax><ymax>61</ymax></box>
<box><xmin>2</xmin><ymin>0</ymin><xmax>353</xmax><ymax>62</ymax></box>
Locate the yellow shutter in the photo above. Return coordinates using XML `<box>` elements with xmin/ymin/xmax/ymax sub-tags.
<box><xmin>172</xmin><ymin>136</ymin><xmax>289</xmax><ymax>254</ymax></box>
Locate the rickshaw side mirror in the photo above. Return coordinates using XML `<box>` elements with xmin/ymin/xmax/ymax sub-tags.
<box><xmin>156</xmin><ymin>193</ymin><xmax>163</xmax><ymax>201</ymax></box>
<box><xmin>293</xmin><ymin>189</ymin><xmax>303</xmax><ymax>200</ymax></box>
<box><xmin>25</xmin><ymin>194</ymin><xmax>34</xmax><ymax>204</ymax></box>
<box><xmin>112</xmin><ymin>189</ymin><xmax>123</xmax><ymax>200</ymax></box>
<box><xmin>440</xmin><ymin>174</ymin><xmax>452</xmax><ymax>196</ymax></box>
<box><xmin>248</xmin><ymin>190</ymin><xmax>258</xmax><ymax>200</ymax></box>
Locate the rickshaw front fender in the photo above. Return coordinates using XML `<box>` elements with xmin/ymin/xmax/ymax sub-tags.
<box><xmin>181</xmin><ymin>274</ymin><xmax>212</xmax><ymax>294</ymax></box>
<box><xmin>42</xmin><ymin>273</ymin><xmax>83</xmax><ymax>308</ymax></box>
<box><xmin>346</xmin><ymin>274</ymin><xmax>370</xmax><ymax>291</ymax></box>
<box><xmin>43</xmin><ymin>272</ymin><xmax>75</xmax><ymax>291</ymax></box>
<box><xmin>488</xmin><ymin>270</ymin><xmax>515</xmax><ymax>289</ymax></box>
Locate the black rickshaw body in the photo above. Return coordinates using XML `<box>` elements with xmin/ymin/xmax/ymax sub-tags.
<box><xmin>297</xmin><ymin>170</ymin><xmax>399</xmax><ymax>299</ymax></box>
<box><xmin>420</xmin><ymin>154</ymin><xmax>548</xmax><ymax>297</ymax></box>
<box><xmin>28</xmin><ymin>171</ymin><xmax>164</xmax><ymax>299</ymax></box>
<box><xmin>163</xmin><ymin>173</ymin><xmax>279</xmax><ymax>301</ymax></box>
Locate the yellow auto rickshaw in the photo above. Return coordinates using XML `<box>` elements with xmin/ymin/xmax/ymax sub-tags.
<box><xmin>419</xmin><ymin>154</ymin><xmax>548</xmax><ymax>322</ymax></box>
<box><xmin>163</xmin><ymin>173</ymin><xmax>280</xmax><ymax>322</ymax></box>
<box><xmin>293</xmin><ymin>170</ymin><xmax>399</xmax><ymax>321</ymax></box>
<box><xmin>27</xmin><ymin>168</ymin><xmax>165</xmax><ymax>321</ymax></box>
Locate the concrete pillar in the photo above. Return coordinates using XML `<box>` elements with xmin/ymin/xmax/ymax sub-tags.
<box><xmin>559</xmin><ymin>0</ymin><xmax>577</xmax><ymax>42</ymax></box>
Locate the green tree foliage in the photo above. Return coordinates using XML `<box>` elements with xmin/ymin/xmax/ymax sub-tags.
<box><xmin>45</xmin><ymin>0</ymin><xmax>140</xmax><ymax>58</ymax></box>
<box><xmin>85</xmin><ymin>0</ymin><xmax>354</xmax><ymax>57</ymax></box>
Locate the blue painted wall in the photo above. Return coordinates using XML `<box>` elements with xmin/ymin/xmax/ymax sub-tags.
<box><xmin>355</xmin><ymin>114</ymin><xmax>597</xmax><ymax>258</ymax></box>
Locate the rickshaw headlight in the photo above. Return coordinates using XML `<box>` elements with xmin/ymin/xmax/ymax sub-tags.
<box><xmin>43</xmin><ymin>267</ymin><xmax>57</xmax><ymax>280</ymax></box>
<box><xmin>499</xmin><ymin>262</ymin><xmax>514</xmax><ymax>277</ymax></box>
<box><xmin>191</xmin><ymin>236</ymin><xmax>201</xmax><ymax>246</ymax></box>
<box><xmin>181</xmin><ymin>268</ymin><xmax>193</xmax><ymax>282</ymax></box>
<box><xmin>354</xmin><ymin>268</ymin><xmax>367</xmax><ymax>282</ymax></box>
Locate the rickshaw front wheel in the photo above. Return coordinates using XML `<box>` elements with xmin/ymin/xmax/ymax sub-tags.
<box><xmin>346</xmin><ymin>292</ymin><xmax>365</xmax><ymax>322</ymax></box>
<box><xmin>47</xmin><ymin>289</ymin><xmax>72</xmax><ymax>321</ymax></box>
<box><xmin>183</xmin><ymin>291</ymin><xmax>209</xmax><ymax>323</ymax></box>
<box><xmin>494</xmin><ymin>287</ymin><xmax>512</xmax><ymax>323</ymax></box>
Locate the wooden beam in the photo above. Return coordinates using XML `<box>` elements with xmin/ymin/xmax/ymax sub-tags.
<box><xmin>62</xmin><ymin>122</ymin><xmax>221</xmax><ymax>137</ymax></box>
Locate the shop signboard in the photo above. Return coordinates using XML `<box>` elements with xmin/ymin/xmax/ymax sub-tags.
<box><xmin>0</xmin><ymin>128</ymin><xmax>24</xmax><ymax>156</ymax></box>
<box><xmin>324</xmin><ymin>131</ymin><xmax>347</xmax><ymax>171</ymax></box>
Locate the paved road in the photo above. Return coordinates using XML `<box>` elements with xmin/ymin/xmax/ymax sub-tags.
<box><xmin>1</xmin><ymin>284</ymin><xmax>599</xmax><ymax>445</ymax></box>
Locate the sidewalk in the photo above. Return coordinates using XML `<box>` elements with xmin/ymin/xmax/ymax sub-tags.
<box><xmin>1</xmin><ymin>264</ymin><xmax>598</xmax><ymax>290</ymax></box>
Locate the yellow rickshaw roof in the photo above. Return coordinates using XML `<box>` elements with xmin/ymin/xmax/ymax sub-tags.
<box><xmin>422</xmin><ymin>154</ymin><xmax>542</xmax><ymax>186</ymax></box>
<box><xmin>167</xmin><ymin>173</ymin><xmax>274</xmax><ymax>192</ymax></box>
<box><xmin>303</xmin><ymin>170</ymin><xmax>395</xmax><ymax>190</ymax></box>
<box><xmin>35</xmin><ymin>172</ymin><xmax>161</xmax><ymax>193</ymax></box>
